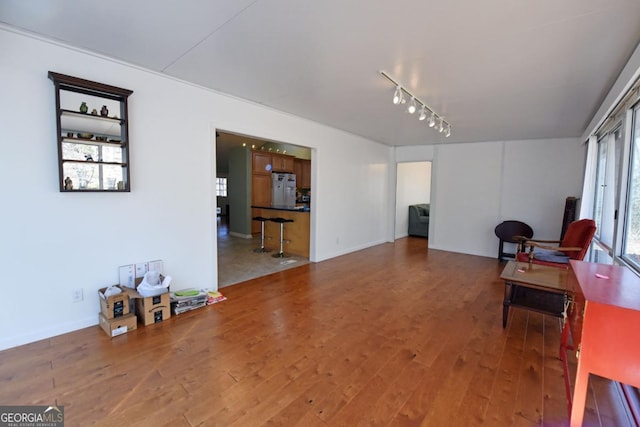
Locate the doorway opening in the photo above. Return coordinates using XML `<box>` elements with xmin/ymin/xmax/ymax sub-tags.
<box><xmin>395</xmin><ymin>161</ymin><xmax>432</xmax><ymax>240</ymax></box>
<box><xmin>215</xmin><ymin>130</ymin><xmax>312</xmax><ymax>287</ymax></box>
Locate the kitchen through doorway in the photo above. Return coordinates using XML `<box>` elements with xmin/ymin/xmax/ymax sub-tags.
<box><xmin>215</xmin><ymin>130</ymin><xmax>312</xmax><ymax>288</ymax></box>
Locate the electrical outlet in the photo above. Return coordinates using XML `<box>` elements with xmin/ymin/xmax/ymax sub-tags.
<box><xmin>72</xmin><ymin>288</ymin><xmax>83</xmax><ymax>303</ymax></box>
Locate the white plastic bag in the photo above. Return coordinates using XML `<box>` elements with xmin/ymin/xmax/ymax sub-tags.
<box><xmin>137</xmin><ymin>271</ymin><xmax>172</xmax><ymax>297</ymax></box>
<box><xmin>103</xmin><ymin>285</ymin><xmax>122</xmax><ymax>297</ymax></box>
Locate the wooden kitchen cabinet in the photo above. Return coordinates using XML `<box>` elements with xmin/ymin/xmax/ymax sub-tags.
<box><xmin>251</xmin><ymin>174</ymin><xmax>271</xmax><ymax>206</ymax></box>
<box><xmin>294</xmin><ymin>158</ymin><xmax>311</xmax><ymax>188</ymax></box>
<box><xmin>271</xmin><ymin>153</ymin><xmax>294</xmax><ymax>173</ymax></box>
<box><xmin>294</xmin><ymin>160</ymin><xmax>303</xmax><ymax>184</ymax></box>
<box><xmin>251</xmin><ymin>174</ymin><xmax>272</xmax><ymax>233</ymax></box>
<box><xmin>252</xmin><ymin>151</ymin><xmax>272</xmax><ymax>174</ymax></box>
<box><xmin>251</xmin><ymin>151</ymin><xmax>272</xmax><ymax>234</ymax></box>
<box><xmin>301</xmin><ymin>159</ymin><xmax>311</xmax><ymax>188</ymax></box>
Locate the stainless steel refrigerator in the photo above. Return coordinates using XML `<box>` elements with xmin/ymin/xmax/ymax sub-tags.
<box><xmin>271</xmin><ymin>173</ymin><xmax>296</xmax><ymax>207</ymax></box>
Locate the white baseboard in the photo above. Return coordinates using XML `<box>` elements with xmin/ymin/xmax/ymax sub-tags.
<box><xmin>315</xmin><ymin>239</ymin><xmax>387</xmax><ymax>262</ymax></box>
<box><xmin>0</xmin><ymin>315</ymin><xmax>98</xmax><ymax>351</ymax></box>
<box><xmin>229</xmin><ymin>231</ymin><xmax>253</xmax><ymax>239</ymax></box>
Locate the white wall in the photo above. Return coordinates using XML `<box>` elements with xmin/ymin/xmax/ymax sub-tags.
<box><xmin>499</xmin><ymin>139</ymin><xmax>586</xmax><ymax>239</ymax></box>
<box><xmin>395</xmin><ymin>162</ymin><xmax>431</xmax><ymax>239</ymax></box>
<box><xmin>0</xmin><ymin>28</ymin><xmax>391</xmax><ymax>350</ymax></box>
<box><xmin>396</xmin><ymin>138</ymin><xmax>584</xmax><ymax>258</ymax></box>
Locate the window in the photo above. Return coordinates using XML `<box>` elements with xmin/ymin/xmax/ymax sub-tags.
<box><xmin>216</xmin><ymin>177</ymin><xmax>227</xmax><ymax>197</ymax></box>
<box><xmin>593</xmin><ymin>136</ymin><xmax>607</xmax><ymax>238</ymax></box>
<box><xmin>623</xmin><ymin>106</ymin><xmax>640</xmax><ymax>268</ymax></box>
<box><xmin>586</xmin><ymin>102</ymin><xmax>637</xmax><ymax>270</ymax></box>
<box><xmin>593</xmin><ymin>127</ymin><xmax>623</xmax><ymax>250</ymax></box>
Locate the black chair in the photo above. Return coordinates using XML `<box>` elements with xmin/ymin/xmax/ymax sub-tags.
<box><xmin>252</xmin><ymin>216</ymin><xmax>271</xmax><ymax>253</ymax></box>
<box><xmin>270</xmin><ymin>217</ymin><xmax>294</xmax><ymax>258</ymax></box>
<box><xmin>494</xmin><ymin>220</ymin><xmax>533</xmax><ymax>261</ymax></box>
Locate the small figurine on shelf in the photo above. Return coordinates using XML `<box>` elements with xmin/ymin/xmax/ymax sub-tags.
<box><xmin>100</xmin><ymin>105</ymin><xmax>109</xmax><ymax>117</ymax></box>
<box><xmin>91</xmin><ymin>109</ymin><xmax>98</xmax><ymax>116</ymax></box>
<box><xmin>79</xmin><ymin>102</ymin><xmax>88</xmax><ymax>113</ymax></box>
<box><xmin>85</xmin><ymin>154</ymin><xmax>94</xmax><ymax>162</ymax></box>
<box><xmin>64</xmin><ymin>177</ymin><xmax>73</xmax><ymax>190</ymax></box>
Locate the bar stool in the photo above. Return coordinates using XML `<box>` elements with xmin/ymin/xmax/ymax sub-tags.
<box><xmin>252</xmin><ymin>216</ymin><xmax>271</xmax><ymax>253</ymax></box>
<box><xmin>270</xmin><ymin>217</ymin><xmax>294</xmax><ymax>258</ymax></box>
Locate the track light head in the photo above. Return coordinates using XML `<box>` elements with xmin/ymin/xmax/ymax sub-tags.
<box><xmin>428</xmin><ymin>113</ymin><xmax>436</xmax><ymax>127</ymax></box>
<box><xmin>437</xmin><ymin>119</ymin><xmax>444</xmax><ymax>133</ymax></box>
<box><xmin>444</xmin><ymin>124</ymin><xmax>451</xmax><ymax>137</ymax></box>
<box><xmin>418</xmin><ymin>106</ymin><xmax>427</xmax><ymax>121</ymax></box>
<box><xmin>407</xmin><ymin>97</ymin><xmax>417</xmax><ymax>114</ymax></box>
<box><xmin>392</xmin><ymin>86</ymin><xmax>403</xmax><ymax>105</ymax></box>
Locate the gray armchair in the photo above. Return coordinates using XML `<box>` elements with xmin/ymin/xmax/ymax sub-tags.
<box><xmin>408</xmin><ymin>204</ymin><xmax>429</xmax><ymax>238</ymax></box>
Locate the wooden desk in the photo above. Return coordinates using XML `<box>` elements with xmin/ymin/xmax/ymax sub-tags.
<box><xmin>562</xmin><ymin>260</ymin><xmax>640</xmax><ymax>426</ymax></box>
<box><xmin>500</xmin><ymin>261</ymin><xmax>569</xmax><ymax>328</ymax></box>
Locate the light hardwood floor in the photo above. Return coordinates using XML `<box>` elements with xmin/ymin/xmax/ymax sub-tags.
<box><xmin>0</xmin><ymin>237</ymin><xmax>632</xmax><ymax>426</ymax></box>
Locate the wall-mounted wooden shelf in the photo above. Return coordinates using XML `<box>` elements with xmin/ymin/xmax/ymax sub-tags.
<box><xmin>49</xmin><ymin>71</ymin><xmax>133</xmax><ymax>192</ymax></box>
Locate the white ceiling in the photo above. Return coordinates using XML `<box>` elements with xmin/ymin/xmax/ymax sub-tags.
<box><xmin>1</xmin><ymin>0</ymin><xmax>640</xmax><ymax>146</ymax></box>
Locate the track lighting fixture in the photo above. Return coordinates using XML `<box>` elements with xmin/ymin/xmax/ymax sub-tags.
<box><xmin>379</xmin><ymin>70</ymin><xmax>451</xmax><ymax>138</ymax></box>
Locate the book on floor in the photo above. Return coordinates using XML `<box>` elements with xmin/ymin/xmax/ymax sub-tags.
<box><xmin>203</xmin><ymin>288</ymin><xmax>227</xmax><ymax>305</ymax></box>
<box><xmin>170</xmin><ymin>289</ymin><xmax>207</xmax><ymax>314</ymax></box>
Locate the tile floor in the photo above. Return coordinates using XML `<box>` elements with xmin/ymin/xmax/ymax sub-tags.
<box><xmin>217</xmin><ymin>216</ymin><xmax>310</xmax><ymax>288</ymax></box>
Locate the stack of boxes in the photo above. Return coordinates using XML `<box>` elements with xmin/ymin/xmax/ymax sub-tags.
<box><xmin>98</xmin><ymin>260</ymin><xmax>227</xmax><ymax>338</ymax></box>
<box><xmin>98</xmin><ymin>286</ymin><xmax>137</xmax><ymax>338</ymax></box>
<box><xmin>97</xmin><ymin>260</ymin><xmax>171</xmax><ymax>337</ymax></box>
<box><xmin>119</xmin><ymin>260</ymin><xmax>171</xmax><ymax>326</ymax></box>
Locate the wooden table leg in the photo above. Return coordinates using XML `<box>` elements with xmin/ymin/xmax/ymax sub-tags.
<box><xmin>503</xmin><ymin>282</ymin><xmax>513</xmax><ymax>328</ymax></box>
<box><xmin>570</xmin><ymin>361</ymin><xmax>589</xmax><ymax>426</ymax></box>
<box><xmin>560</xmin><ymin>320</ymin><xmax>573</xmax><ymax>417</ymax></box>
<box><xmin>560</xmin><ymin>316</ymin><xmax>570</xmax><ymax>359</ymax></box>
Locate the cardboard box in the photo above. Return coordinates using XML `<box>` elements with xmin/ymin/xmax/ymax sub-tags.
<box><xmin>98</xmin><ymin>312</ymin><xmax>137</xmax><ymax>338</ymax></box>
<box><xmin>98</xmin><ymin>286</ymin><xmax>130</xmax><ymax>319</ymax></box>
<box><xmin>135</xmin><ymin>292</ymin><xmax>171</xmax><ymax>325</ymax></box>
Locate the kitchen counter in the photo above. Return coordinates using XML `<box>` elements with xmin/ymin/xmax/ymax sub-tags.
<box><xmin>251</xmin><ymin>206</ymin><xmax>310</xmax><ymax>257</ymax></box>
<box><xmin>252</xmin><ymin>204</ymin><xmax>311</xmax><ymax>212</ymax></box>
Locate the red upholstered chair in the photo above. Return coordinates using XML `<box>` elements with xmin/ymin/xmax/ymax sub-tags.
<box><xmin>515</xmin><ymin>219</ymin><xmax>596</xmax><ymax>268</ymax></box>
